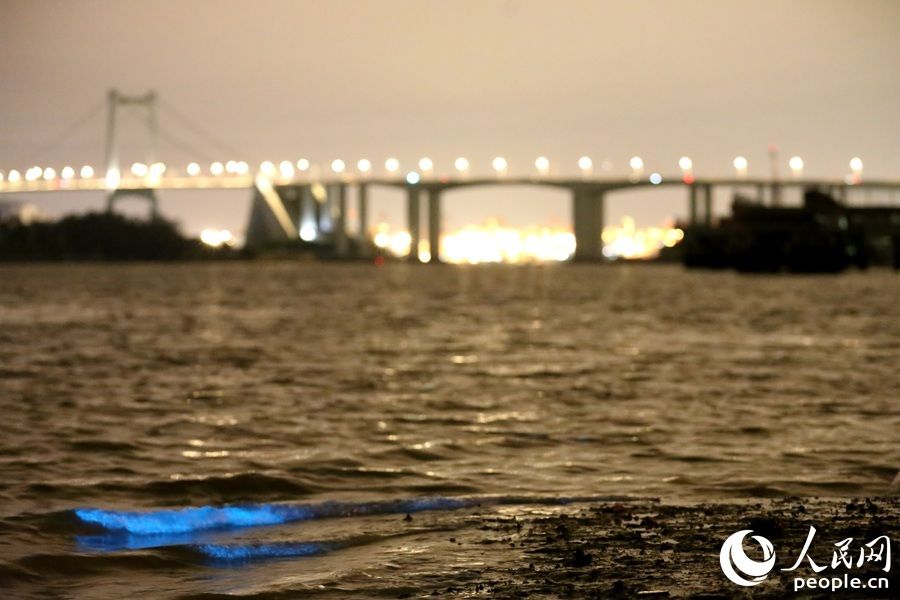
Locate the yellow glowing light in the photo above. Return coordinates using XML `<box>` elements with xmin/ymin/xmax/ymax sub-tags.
<box><xmin>279</xmin><ymin>160</ymin><xmax>294</xmax><ymax>178</ymax></box>
<box><xmin>849</xmin><ymin>157</ymin><xmax>863</xmax><ymax>172</ymax></box>
<box><xmin>629</xmin><ymin>156</ymin><xmax>644</xmax><ymax>171</ymax></box>
<box><xmin>0</xmin><ymin>171</ymin><xmax>4</xmax><ymax>183</ymax></box>
<box><xmin>42</xmin><ymin>167</ymin><xmax>56</xmax><ymax>180</ymax></box>
<box><xmin>418</xmin><ymin>157</ymin><xmax>433</xmax><ymax>172</ymax></box>
<box><xmin>80</xmin><ymin>165</ymin><xmax>94</xmax><ymax>179</ymax></box>
<box><xmin>8</xmin><ymin>169</ymin><xmax>21</xmax><ymax>183</ymax></box>
<box><xmin>789</xmin><ymin>156</ymin><xmax>803</xmax><ymax>175</ymax></box>
<box><xmin>385</xmin><ymin>158</ymin><xmax>400</xmax><ymax>173</ymax></box>
<box><xmin>226</xmin><ymin>160</ymin><xmax>238</xmax><ymax>174</ymax></box>
<box><xmin>236</xmin><ymin>161</ymin><xmax>249</xmax><ymax>175</ymax></box>
<box><xmin>406</xmin><ymin>171</ymin><xmax>420</xmax><ymax>184</ymax></box>
<box><xmin>535</xmin><ymin>156</ymin><xmax>550</xmax><ymax>173</ymax></box>
<box><xmin>331</xmin><ymin>159</ymin><xmax>345</xmax><ymax>173</ymax></box>
<box><xmin>492</xmin><ymin>156</ymin><xmax>508</xmax><ymax>173</ymax></box>
<box><xmin>357</xmin><ymin>158</ymin><xmax>372</xmax><ymax>173</ymax></box>
<box><xmin>454</xmin><ymin>157</ymin><xmax>469</xmax><ymax>172</ymax></box>
<box><xmin>186</xmin><ymin>162</ymin><xmax>201</xmax><ymax>176</ymax></box>
<box><xmin>199</xmin><ymin>229</ymin><xmax>234</xmax><ymax>248</ymax></box>
<box><xmin>149</xmin><ymin>162</ymin><xmax>166</xmax><ymax>178</ymax></box>
<box><xmin>578</xmin><ymin>156</ymin><xmax>593</xmax><ymax>171</ymax></box>
<box><xmin>297</xmin><ymin>158</ymin><xmax>310</xmax><ymax>171</ymax></box>
<box><xmin>25</xmin><ymin>167</ymin><xmax>42</xmax><ymax>181</ymax></box>
<box><xmin>678</xmin><ymin>156</ymin><xmax>693</xmax><ymax>171</ymax></box>
<box><xmin>733</xmin><ymin>156</ymin><xmax>748</xmax><ymax>171</ymax></box>
<box><xmin>259</xmin><ymin>161</ymin><xmax>275</xmax><ymax>176</ymax></box>
<box><xmin>211</xmin><ymin>162</ymin><xmax>225</xmax><ymax>176</ymax></box>
<box><xmin>105</xmin><ymin>167</ymin><xmax>121</xmax><ymax>189</ymax></box>
<box><xmin>601</xmin><ymin>216</ymin><xmax>683</xmax><ymax>259</ymax></box>
<box><xmin>61</xmin><ymin>166</ymin><xmax>75</xmax><ymax>180</ymax></box>
<box><xmin>418</xmin><ymin>240</ymin><xmax>431</xmax><ymax>262</ymax></box>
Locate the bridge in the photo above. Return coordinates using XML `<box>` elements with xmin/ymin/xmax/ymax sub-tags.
<box><xmin>2</xmin><ymin>90</ymin><xmax>900</xmax><ymax>262</ymax></box>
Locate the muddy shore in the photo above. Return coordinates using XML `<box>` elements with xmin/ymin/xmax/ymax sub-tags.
<box><xmin>422</xmin><ymin>497</ymin><xmax>898</xmax><ymax>599</ymax></box>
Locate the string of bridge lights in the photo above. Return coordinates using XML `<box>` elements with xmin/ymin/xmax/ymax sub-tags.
<box><xmin>0</xmin><ymin>155</ymin><xmax>868</xmax><ymax>187</ymax></box>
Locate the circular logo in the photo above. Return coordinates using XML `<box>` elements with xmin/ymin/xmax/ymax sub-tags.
<box><xmin>720</xmin><ymin>530</ymin><xmax>776</xmax><ymax>587</ymax></box>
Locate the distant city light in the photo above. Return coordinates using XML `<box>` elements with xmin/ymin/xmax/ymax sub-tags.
<box><xmin>225</xmin><ymin>160</ymin><xmax>238</xmax><ymax>174</ymax></box>
<box><xmin>629</xmin><ymin>156</ymin><xmax>644</xmax><ymax>171</ymax></box>
<box><xmin>331</xmin><ymin>159</ymin><xmax>345</xmax><ymax>173</ymax></box>
<box><xmin>80</xmin><ymin>165</ymin><xmax>94</xmax><ymax>179</ymax></box>
<box><xmin>385</xmin><ymin>158</ymin><xmax>400</xmax><ymax>173</ymax></box>
<box><xmin>733</xmin><ymin>156</ymin><xmax>748</xmax><ymax>177</ymax></box>
<box><xmin>789</xmin><ymin>156</ymin><xmax>803</xmax><ymax>176</ymax></box>
<box><xmin>418</xmin><ymin>157</ymin><xmax>433</xmax><ymax>172</ymax></box>
<box><xmin>25</xmin><ymin>166</ymin><xmax>42</xmax><ymax>181</ymax></box>
<box><xmin>406</xmin><ymin>171</ymin><xmax>420</xmax><ymax>184</ymax></box>
<box><xmin>578</xmin><ymin>156</ymin><xmax>593</xmax><ymax>172</ymax></box>
<box><xmin>61</xmin><ymin>166</ymin><xmax>74</xmax><ymax>180</ymax></box>
<box><xmin>8</xmin><ymin>169</ymin><xmax>20</xmax><ymax>183</ymax></box>
<box><xmin>211</xmin><ymin>161</ymin><xmax>225</xmax><ymax>176</ymax></box>
<box><xmin>297</xmin><ymin>158</ymin><xmax>310</xmax><ymax>171</ymax></box>
<box><xmin>492</xmin><ymin>156</ymin><xmax>508</xmax><ymax>173</ymax></box>
<box><xmin>849</xmin><ymin>157</ymin><xmax>863</xmax><ymax>172</ymax></box>
<box><xmin>535</xmin><ymin>156</ymin><xmax>550</xmax><ymax>174</ymax></box>
<box><xmin>236</xmin><ymin>161</ymin><xmax>249</xmax><ymax>175</ymax></box>
<box><xmin>199</xmin><ymin>229</ymin><xmax>234</xmax><ymax>248</ymax></box>
<box><xmin>678</xmin><ymin>156</ymin><xmax>693</xmax><ymax>171</ymax></box>
<box><xmin>130</xmin><ymin>162</ymin><xmax>148</xmax><ymax>177</ymax></box>
<box><xmin>186</xmin><ymin>162</ymin><xmax>201</xmax><ymax>176</ymax></box>
<box><xmin>454</xmin><ymin>157</ymin><xmax>470</xmax><ymax>172</ymax></box>
<box><xmin>357</xmin><ymin>158</ymin><xmax>372</xmax><ymax>173</ymax></box>
<box><xmin>649</xmin><ymin>172</ymin><xmax>662</xmax><ymax>184</ymax></box>
<box><xmin>149</xmin><ymin>162</ymin><xmax>166</xmax><ymax>178</ymax></box>
<box><xmin>42</xmin><ymin>167</ymin><xmax>56</xmax><ymax>180</ymax></box>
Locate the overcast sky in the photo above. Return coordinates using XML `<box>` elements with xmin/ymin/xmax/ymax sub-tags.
<box><xmin>2</xmin><ymin>0</ymin><xmax>898</xmax><ymax>236</ymax></box>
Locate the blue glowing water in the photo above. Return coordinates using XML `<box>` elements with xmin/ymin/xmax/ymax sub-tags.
<box><xmin>74</xmin><ymin>496</ymin><xmax>474</xmax><ymax>537</ymax></box>
<box><xmin>193</xmin><ymin>542</ymin><xmax>329</xmax><ymax>562</ymax></box>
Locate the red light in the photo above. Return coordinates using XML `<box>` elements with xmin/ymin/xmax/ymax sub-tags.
<box><xmin>683</xmin><ymin>173</ymin><xmax>695</xmax><ymax>184</ymax></box>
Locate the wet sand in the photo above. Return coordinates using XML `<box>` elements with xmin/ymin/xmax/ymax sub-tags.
<box><xmin>455</xmin><ymin>497</ymin><xmax>899</xmax><ymax>599</ymax></box>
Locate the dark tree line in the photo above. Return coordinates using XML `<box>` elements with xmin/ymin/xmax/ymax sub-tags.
<box><xmin>0</xmin><ymin>212</ymin><xmax>231</xmax><ymax>261</ymax></box>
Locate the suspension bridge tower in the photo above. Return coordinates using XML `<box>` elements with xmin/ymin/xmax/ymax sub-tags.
<box><xmin>104</xmin><ymin>89</ymin><xmax>160</xmax><ymax>218</ymax></box>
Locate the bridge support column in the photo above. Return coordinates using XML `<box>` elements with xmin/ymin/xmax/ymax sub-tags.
<box><xmin>332</xmin><ymin>184</ymin><xmax>349</xmax><ymax>257</ymax></box>
<box><xmin>689</xmin><ymin>185</ymin><xmax>698</xmax><ymax>226</ymax></box>
<box><xmin>299</xmin><ymin>185</ymin><xmax>316</xmax><ymax>241</ymax></box>
<box><xmin>357</xmin><ymin>183</ymin><xmax>370</xmax><ymax>257</ymax></box>
<box><xmin>427</xmin><ymin>188</ymin><xmax>442</xmax><ymax>263</ymax></box>
<box><xmin>407</xmin><ymin>186</ymin><xmax>421</xmax><ymax>262</ymax></box>
<box><xmin>106</xmin><ymin>188</ymin><xmax>159</xmax><ymax>220</ymax></box>
<box><xmin>703</xmin><ymin>184</ymin><xmax>713</xmax><ymax>226</ymax></box>
<box><xmin>572</xmin><ymin>187</ymin><xmax>605</xmax><ymax>261</ymax></box>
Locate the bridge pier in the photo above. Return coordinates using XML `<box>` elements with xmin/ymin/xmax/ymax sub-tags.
<box><xmin>331</xmin><ymin>183</ymin><xmax>349</xmax><ymax>257</ymax></box>
<box><xmin>703</xmin><ymin>184</ymin><xmax>713</xmax><ymax>226</ymax></box>
<box><xmin>357</xmin><ymin>183</ymin><xmax>370</xmax><ymax>256</ymax></box>
<box><xmin>299</xmin><ymin>185</ymin><xmax>316</xmax><ymax>240</ymax></box>
<box><xmin>106</xmin><ymin>188</ymin><xmax>159</xmax><ymax>220</ymax></box>
<box><xmin>407</xmin><ymin>186</ymin><xmax>421</xmax><ymax>262</ymax></box>
<box><xmin>572</xmin><ymin>187</ymin><xmax>605</xmax><ymax>261</ymax></box>
<box><xmin>427</xmin><ymin>188</ymin><xmax>442</xmax><ymax>263</ymax></box>
<box><xmin>689</xmin><ymin>185</ymin><xmax>698</xmax><ymax>225</ymax></box>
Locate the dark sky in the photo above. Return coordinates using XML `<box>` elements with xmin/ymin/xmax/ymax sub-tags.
<box><xmin>2</xmin><ymin>0</ymin><xmax>898</xmax><ymax>237</ymax></box>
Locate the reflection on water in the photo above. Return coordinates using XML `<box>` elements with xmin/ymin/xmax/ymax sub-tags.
<box><xmin>0</xmin><ymin>262</ymin><xmax>897</xmax><ymax>598</ymax></box>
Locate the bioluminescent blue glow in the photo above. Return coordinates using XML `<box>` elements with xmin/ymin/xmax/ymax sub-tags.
<box><xmin>73</xmin><ymin>494</ymin><xmax>609</xmax><ymax>548</ymax></box>
<box><xmin>193</xmin><ymin>542</ymin><xmax>328</xmax><ymax>562</ymax></box>
<box><xmin>73</xmin><ymin>496</ymin><xmax>475</xmax><ymax>537</ymax></box>
<box><xmin>74</xmin><ymin>504</ymin><xmax>312</xmax><ymax>536</ymax></box>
